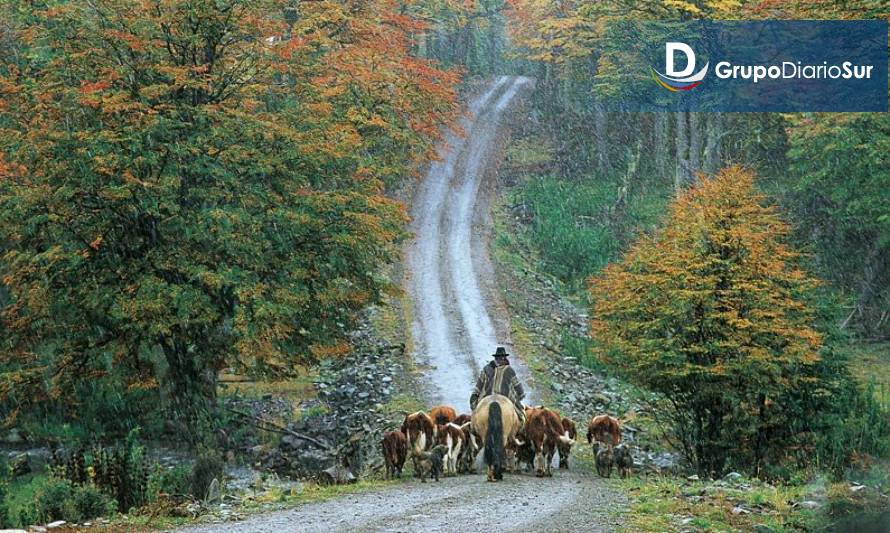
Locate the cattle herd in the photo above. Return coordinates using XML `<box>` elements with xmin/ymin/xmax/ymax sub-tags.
<box><xmin>381</xmin><ymin>404</ymin><xmax>633</xmax><ymax>482</ymax></box>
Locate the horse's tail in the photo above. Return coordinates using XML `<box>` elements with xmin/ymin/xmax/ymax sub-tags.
<box><xmin>485</xmin><ymin>401</ymin><xmax>505</xmax><ymax>479</ymax></box>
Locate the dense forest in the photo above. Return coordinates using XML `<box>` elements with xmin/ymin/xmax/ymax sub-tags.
<box><xmin>0</xmin><ymin>0</ymin><xmax>888</xmax><ymax>530</ymax></box>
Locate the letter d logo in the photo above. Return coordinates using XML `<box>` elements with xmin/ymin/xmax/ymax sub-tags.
<box><xmin>652</xmin><ymin>42</ymin><xmax>709</xmax><ymax>92</ymax></box>
<box><xmin>666</xmin><ymin>42</ymin><xmax>696</xmax><ymax>77</ymax></box>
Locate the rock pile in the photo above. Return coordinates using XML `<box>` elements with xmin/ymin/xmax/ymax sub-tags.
<box><xmin>259</xmin><ymin>340</ymin><xmax>412</xmax><ymax>480</ymax></box>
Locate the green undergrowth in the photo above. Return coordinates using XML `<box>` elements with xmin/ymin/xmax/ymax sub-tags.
<box><xmin>619</xmin><ymin>475</ymin><xmax>816</xmax><ymax>532</ymax></box>
<box><xmin>503</xmin><ymin>171</ymin><xmax>670</xmax><ymax>296</ymax></box>
<box><xmin>242</xmin><ymin>478</ymin><xmax>403</xmax><ymax>511</ymax></box>
<box><xmin>843</xmin><ymin>341</ymin><xmax>890</xmax><ymax>411</ymax></box>
<box><xmin>618</xmin><ymin>472</ymin><xmax>890</xmax><ymax>533</ymax></box>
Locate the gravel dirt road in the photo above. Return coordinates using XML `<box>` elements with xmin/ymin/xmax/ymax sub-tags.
<box><xmin>182</xmin><ymin>469</ymin><xmax>625</xmax><ymax>532</ymax></box>
<box><xmin>406</xmin><ymin>75</ymin><xmax>537</xmax><ymax>411</ymax></box>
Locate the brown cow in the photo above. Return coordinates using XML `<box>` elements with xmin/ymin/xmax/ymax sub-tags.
<box><xmin>429</xmin><ymin>405</ymin><xmax>457</xmax><ymax>426</ymax></box>
<box><xmin>401</xmin><ymin>411</ymin><xmax>434</xmax><ymax>454</ymax></box>
<box><xmin>436</xmin><ymin>423</ymin><xmax>465</xmax><ymax>475</ymax></box>
<box><xmin>586</xmin><ymin>414</ymin><xmax>621</xmax><ymax>448</ymax></box>
<box><xmin>524</xmin><ymin>407</ymin><xmax>573</xmax><ymax>477</ymax></box>
<box><xmin>557</xmin><ymin>416</ymin><xmax>577</xmax><ymax>469</ymax></box>
<box><xmin>381</xmin><ymin>431</ymin><xmax>408</xmax><ymax>479</ymax></box>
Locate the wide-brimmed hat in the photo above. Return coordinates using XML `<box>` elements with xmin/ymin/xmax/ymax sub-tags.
<box><xmin>492</xmin><ymin>346</ymin><xmax>510</xmax><ymax>358</ymax></box>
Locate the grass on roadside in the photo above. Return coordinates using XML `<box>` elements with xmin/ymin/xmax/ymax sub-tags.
<box><xmin>618</xmin><ymin>475</ymin><xmax>820</xmax><ymax>532</ymax></box>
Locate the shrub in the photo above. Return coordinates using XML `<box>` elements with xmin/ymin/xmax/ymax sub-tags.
<box><xmin>813</xmin><ymin>379</ymin><xmax>889</xmax><ymax>475</ymax></box>
<box><xmin>0</xmin><ymin>477</ymin><xmax>9</xmax><ymax>528</ymax></box>
<box><xmin>91</xmin><ymin>434</ymin><xmax>149</xmax><ymax>512</ymax></box>
<box><xmin>69</xmin><ymin>484</ymin><xmax>117</xmax><ymax>522</ymax></box>
<box><xmin>34</xmin><ymin>478</ymin><xmax>115</xmax><ymax>524</ymax></box>
<box><xmin>148</xmin><ymin>464</ymin><xmax>191</xmax><ymax>499</ymax></box>
<box><xmin>34</xmin><ymin>478</ymin><xmax>75</xmax><ymax>523</ymax></box>
<box><xmin>190</xmin><ymin>453</ymin><xmax>224</xmax><ymax>500</ymax></box>
<box><xmin>16</xmin><ymin>502</ymin><xmax>38</xmax><ymax>528</ymax></box>
<box><xmin>50</xmin><ymin>430</ymin><xmax>149</xmax><ymax>513</ymax></box>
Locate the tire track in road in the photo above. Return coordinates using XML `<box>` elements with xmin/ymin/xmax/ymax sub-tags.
<box><xmin>406</xmin><ymin>76</ymin><xmax>535</xmax><ymax>411</ymax></box>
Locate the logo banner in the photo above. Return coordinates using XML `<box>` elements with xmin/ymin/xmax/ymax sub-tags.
<box><xmin>595</xmin><ymin>20</ymin><xmax>888</xmax><ymax>112</ymax></box>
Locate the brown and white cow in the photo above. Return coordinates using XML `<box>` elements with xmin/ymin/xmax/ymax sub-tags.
<box><xmin>457</xmin><ymin>421</ymin><xmax>481</xmax><ymax>474</ymax></box>
<box><xmin>381</xmin><ymin>431</ymin><xmax>408</xmax><ymax>479</ymax></box>
<box><xmin>436</xmin><ymin>423</ymin><xmax>465</xmax><ymax>475</ymax></box>
<box><xmin>401</xmin><ymin>411</ymin><xmax>434</xmax><ymax>454</ymax></box>
<box><xmin>586</xmin><ymin>414</ymin><xmax>621</xmax><ymax>448</ymax></box>
<box><xmin>557</xmin><ymin>416</ymin><xmax>577</xmax><ymax>469</ymax></box>
<box><xmin>524</xmin><ymin>407</ymin><xmax>573</xmax><ymax>477</ymax></box>
<box><xmin>429</xmin><ymin>405</ymin><xmax>457</xmax><ymax>426</ymax></box>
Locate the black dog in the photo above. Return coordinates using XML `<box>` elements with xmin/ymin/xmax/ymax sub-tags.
<box><xmin>412</xmin><ymin>444</ymin><xmax>447</xmax><ymax>482</ymax></box>
<box><xmin>593</xmin><ymin>441</ymin><xmax>614</xmax><ymax>478</ymax></box>
<box><xmin>613</xmin><ymin>443</ymin><xmax>633</xmax><ymax>478</ymax></box>
<box><xmin>515</xmin><ymin>438</ymin><xmax>535</xmax><ymax>473</ymax></box>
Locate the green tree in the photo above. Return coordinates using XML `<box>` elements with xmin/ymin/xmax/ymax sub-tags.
<box><xmin>0</xmin><ymin>0</ymin><xmax>456</xmax><ymax>438</ymax></box>
<box><xmin>590</xmin><ymin>167</ymin><xmax>824</xmax><ymax>475</ymax></box>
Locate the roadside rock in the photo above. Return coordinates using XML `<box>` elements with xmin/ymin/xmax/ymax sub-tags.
<box><xmin>253</xmin><ymin>320</ymin><xmax>413</xmax><ymax>480</ymax></box>
<box><xmin>10</xmin><ymin>452</ymin><xmax>31</xmax><ymax>477</ymax></box>
<box><xmin>795</xmin><ymin>500</ymin><xmax>821</xmax><ymax>510</ymax></box>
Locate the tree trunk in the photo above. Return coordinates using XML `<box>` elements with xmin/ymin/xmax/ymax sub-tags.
<box><xmin>160</xmin><ymin>335</ymin><xmax>219</xmax><ymax>445</ymax></box>
<box><xmin>466</xmin><ymin>20</ymin><xmax>478</xmax><ymax>74</ymax></box>
<box><xmin>843</xmin><ymin>241</ymin><xmax>888</xmax><ymax>337</ymax></box>
<box><xmin>654</xmin><ymin>112</ymin><xmax>669</xmax><ymax>182</ymax></box>
<box><xmin>594</xmin><ymin>102</ymin><xmax>610</xmax><ymax>174</ymax></box>
<box><xmin>704</xmin><ymin>112</ymin><xmax>723</xmax><ymax>174</ymax></box>
<box><xmin>689</xmin><ymin>111</ymin><xmax>702</xmax><ymax>180</ymax></box>
<box><xmin>674</xmin><ymin>111</ymin><xmax>688</xmax><ymax>193</ymax></box>
<box><xmin>488</xmin><ymin>16</ymin><xmax>498</xmax><ymax>72</ymax></box>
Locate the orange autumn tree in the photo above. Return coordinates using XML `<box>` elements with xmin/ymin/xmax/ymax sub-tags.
<box><xmin>0</xmin><ymin>0</ymin><xmax>457</xmax><ymax>437</ymax></box>
<box><xmin>590</xmin><ymin>167</ymin><xmax>823</xmax><ymax>476</ymax></box>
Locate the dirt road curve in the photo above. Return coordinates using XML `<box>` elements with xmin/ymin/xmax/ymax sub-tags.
<box><xmin>182</xmin><ymin>470</ymin><xmax>624</xmax><ymax>533</ymax></box>
<box><xmin>407</xmin><ymin>76</ymin><xmax>537</xmax><ymax>411</ymax></box>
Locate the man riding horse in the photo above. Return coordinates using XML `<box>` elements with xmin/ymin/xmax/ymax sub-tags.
<box><xmin>470</xmin><ymin>346</ymin><xmax>526</xmax><ymax>428</ymax></box>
